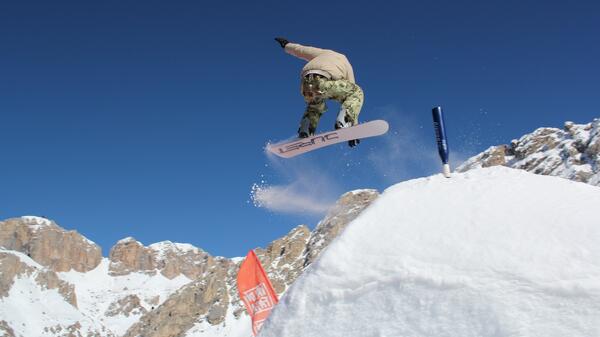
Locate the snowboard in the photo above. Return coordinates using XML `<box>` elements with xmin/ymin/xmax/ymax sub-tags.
<box><xmin>266</xmin><ymin>120</ymin><xmax>389</xmax><ymax>158</ymax></box>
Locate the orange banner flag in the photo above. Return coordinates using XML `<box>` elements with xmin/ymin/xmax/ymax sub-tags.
<box><xmin>237</xmin><ymin>250</ymin><xmax>279</xmax><ymax>336</ymax></box>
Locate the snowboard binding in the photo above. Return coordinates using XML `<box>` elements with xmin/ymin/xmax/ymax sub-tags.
<box><xmin>335</xmin><ymin>111</ymin><xmax>360</xmax><ymax>147</ymax></box>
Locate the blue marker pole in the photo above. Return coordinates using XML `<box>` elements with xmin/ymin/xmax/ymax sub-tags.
<box><xmin>432</xmin><ymin>106</ymin><xmax>451</xmax><ymax>178</ymax></box>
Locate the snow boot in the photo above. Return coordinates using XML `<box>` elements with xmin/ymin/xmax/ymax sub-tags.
<box><xmin>298</xmin><ymin>116</ymin><xmax>315</xmax><ymax>138</ymax></box>
<box><xmin>335</xmin><ymin>109</ymin><xmax>360</xmax><ymax>147</ymax></box>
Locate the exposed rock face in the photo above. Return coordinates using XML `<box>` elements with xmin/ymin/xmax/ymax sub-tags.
<box><xmin>151</xmin><ymin>241</ymin><xmax>215</xmax><ymax>280</ymax></box>
<box><xmin>0</xmin><ymin>251</ymin><xmax>77</xmax><ymax>307</ymax></box>
<box><xmin>42</xmin><ymin>322</ymin><xmax>111</xmax><ymax>337</ymax></box>
<box><xmin>105</xmin><ymin>294</ymin><xmax>148</xmax><ymax>317</ymax></box>
<box><xmin>254</xmin><ymin>225</ymin><xmax>311</xmax><ymax>293</ymax></box>
<box><xmin>0</xmin><ymin>216</ymin><xmax>102</xmax><ymax>273</ymax></box>
<box><xmin>123</xmin><ymin>189</ymin><xmax>380</xmax><ymax>337</ymax></box>
<box><xmin>123</xmin><ymin>258</ymin><xmax>233</xmax><ymax>337</ymax></box>
<box><xmin>457</xmin><ymin>119</ymin><xmax>600</xmax><ymax>185</ymax></box>
<box><xmin>0</xmin><ymin>252</ymin><xmax>27</xmax><ymax>298</ymax></box>
<box><xmin>109</xmin><ymin>237</ymin><xmax>157</xmax><ymax>276</ymax></box>
<box><xmin>109</xmin><ymin>237</ymin><xmax>216</xmax><ymax>280</ymax></box>
<box><xmin>0</xmin><ymin>320</ymin><xmax>16</xmax><ymax>337</ymax></box>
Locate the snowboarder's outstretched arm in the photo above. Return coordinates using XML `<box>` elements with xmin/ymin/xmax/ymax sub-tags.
<box><xmin>285</xmin><ymin>43</ymin><xmax>328</xmax><ymax>61</ymax></box>
<box><xmin>274</xmin><ymin>37</ymin><xmax>327</xmax><ymax>61</ymax></box>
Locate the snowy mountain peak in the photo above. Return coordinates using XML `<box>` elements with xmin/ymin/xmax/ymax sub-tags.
<box><xmin>19</xmin><ymin>215</ymin><xmax>54</xmax><ymax>229</ymax></box>
<box><xmin>109</xmin><ymin>236</ymin><xmax>214</xmax><ymax>280</ymax></box>
<box><xmin>0</xmin><ymin>217</ymin><xmax>102</xmax><ymax>273</ymax></box>
<box><xmin>148</xmin><ymin>241</ymin><xmax>202</xmax><ymax>258</ymax></box>
<box><xmin>458</xmin><ymin>118</ymin><xmax>600</xmax><ymax>185</ymax></box>
<box><xmin>116</xmin><ymin>236</ymin><xmax>142</xmax><ymax>245</ymax></box>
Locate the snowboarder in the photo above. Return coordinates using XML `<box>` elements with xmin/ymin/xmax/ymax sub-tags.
<box><xmin>274</xmin><ymin>37</ymin><xmax>364</xmax><ymax>147</ymax></box>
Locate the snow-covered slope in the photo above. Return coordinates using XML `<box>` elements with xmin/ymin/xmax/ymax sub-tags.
<box><xmin>260</xmin><ymin>167</ymin><xmax>600</xmax><ymax>337</ymax></box>
<box><xmin>0</xmin><ymin>249</ymin><xmax>113</xmax><ymax>337</ymax></box>
<box><xmin>59</xmin><ymin>258</ymin><xmax>191</xmax><ymax>336</ymax></box>
<box><xmin>0</xmin><ymin>248</ymin><xmax>192</xmax><ymax>337</ymax></box>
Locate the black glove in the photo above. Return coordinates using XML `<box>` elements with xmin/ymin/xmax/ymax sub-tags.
<box><xmin>348</xmin><ymin>139</ymin><xmax>360</xmax><ymax>148</ymax></box>
<box><xmin>275</xmin><ymin>37</ymin><xmax>289</xmax><ymax>48</ymax></box>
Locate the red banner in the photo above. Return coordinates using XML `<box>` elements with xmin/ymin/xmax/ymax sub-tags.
<box><xmin>237</xmin><ymin>250</ymin><xmax>279</xmax><ymax>336</ymax></box>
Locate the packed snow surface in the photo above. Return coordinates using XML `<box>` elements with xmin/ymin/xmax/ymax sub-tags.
<box><xmin>260</xmin><ymin>167</ymin><xmax>600</xmax><ymax>337</ymax></box>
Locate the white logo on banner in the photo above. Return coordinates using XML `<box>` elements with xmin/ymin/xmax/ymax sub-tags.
<box><xmin>242</xmin><ymin>283</ymin><xmax>275</xmax><ymax>315</ymax></box>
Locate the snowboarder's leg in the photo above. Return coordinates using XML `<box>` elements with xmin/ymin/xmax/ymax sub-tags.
<box><xmin>338</xmin><ymin>84</ymin><xmax>364</xmax><ymax>126</ymax></box>
<box><xmin>298</xmin><ymin>98</ymin><xmax>326</xmax><ymax>138</ymax></box>
<box><xmin>299</xmin><ymin>75</ymin><xmax>328</xmax><ymax>138</ymax></box>
<box><xmin>319</xmin><ymin>79</ymin><xmax>364</xmax><ymax>147</ymax></box>
<box><xmin>317</xmin><ymin>79</ymin><xmax>363</xmax><ymax>127</ymax></box>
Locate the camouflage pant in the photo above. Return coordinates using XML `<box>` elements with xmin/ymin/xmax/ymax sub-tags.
<box><xmin>300</xmin><ymin>75</ymin><xmax>364</xmax><ymax>133</ymax></box>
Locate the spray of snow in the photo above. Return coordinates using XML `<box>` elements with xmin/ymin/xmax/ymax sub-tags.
<box><xmin>250</xmin><ymin>182</ymin><xmax>333</xmax><ymax>215</ymax></box>
<box><xmin>367</xmin><ymin>106</ymin><xmax>470</xmax><ymax>182</ymax></box>
<box><xmin>254</xmin><ymin>105</ymin><xmax>476</xmax><ymax>214</ymax></box>
<box><xmin>252</xmin><ymin>150</ymin><xmax>341</xmax><ymax>215</ymax></box>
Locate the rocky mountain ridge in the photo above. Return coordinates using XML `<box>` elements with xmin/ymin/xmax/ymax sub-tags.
<box><xmin>457</xmin><ymin>118</ymin><xmax>600</xmax><ymax>185</ymax></box>
<box><xmin>0</xmin><ymin>189</ymin><xmax>379</xmax><ymax>337</ymax></box>
<box><xmin>108</xmin><ymin>236</ymin><xmax>216</xmax><ymax>280</ymax></box>
<box><xmin>0</xmin><ymin>216</ymin><xmax>102</xmax><ymax>273</ymax></box>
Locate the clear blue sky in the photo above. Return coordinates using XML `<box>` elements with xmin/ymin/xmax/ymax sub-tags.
<box><xmin>1</xmin><ymin>0</ymin><xmax>598</xmax><ymax>257</ymax></box>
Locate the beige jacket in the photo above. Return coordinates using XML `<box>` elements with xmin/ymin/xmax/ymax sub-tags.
<box><xmin>285</xmin><ymin>43</ymin><xmax>356</xmax><ymax>83</ymax></box>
